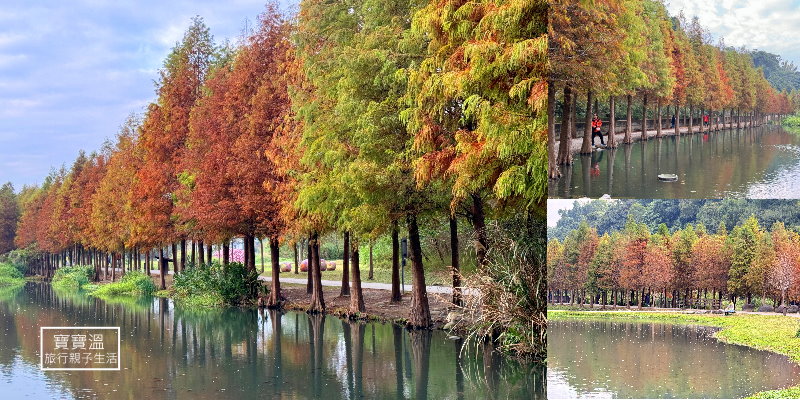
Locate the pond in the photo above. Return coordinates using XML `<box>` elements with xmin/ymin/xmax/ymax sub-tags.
<box><xmin>0</xmin><ymin>283</ymin><xmax>545</xmax><ymax>399</ymax></box>
<box><xmin>549</xmin><ymin>125</ymin><xmax>800</xmax><ymax>199</ymax></box>
<box><xmin>547</xmin><ymin>319</ymin><xmax>800</xmax><ymax>399</ymax></box>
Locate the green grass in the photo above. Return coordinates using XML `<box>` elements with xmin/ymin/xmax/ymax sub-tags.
<box><xmin>550</xmin><ymin>310</ymin><xmax>800</xmax><ymax>398</ymax></box>
<box><xmin>88</xmin><ymin>271</ymin><xmax>156</xmax><ymax>298</ymax></box>
<box><xmin>51</xmin><ymin>265</ymin><xmax>93</xmax><ymax>289</ymax></box>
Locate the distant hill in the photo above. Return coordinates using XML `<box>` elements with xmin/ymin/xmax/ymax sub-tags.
<box><xmin>549</xmin><ymin>199</ymin><xmax>800</xmax><ymax>241</ymax></box>
<box><xmin>751</xmin><ymin>50</ymin><xmax>800</xmax><ymax>92</ymax></box>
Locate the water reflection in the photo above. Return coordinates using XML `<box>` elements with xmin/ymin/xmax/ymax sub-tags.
<box><xmin>547</xmin><ymin>320</ymin><xmax>800</xmax><ymax>398</ymax></box>
<box><xmin>0</xmin><ymin>283</ymin><xmax>545</xmax><ymax>399</ymax></box>
<box><xmin>550</xmin><ymin>126</ymin><xmax>800</xmax><ymax>198</ymax></box>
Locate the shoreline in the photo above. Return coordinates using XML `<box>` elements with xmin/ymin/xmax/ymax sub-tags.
<box><xmin>550</xmin><ymin>310</ymin><xmax>800</xmax><ymax>399</ymax></box>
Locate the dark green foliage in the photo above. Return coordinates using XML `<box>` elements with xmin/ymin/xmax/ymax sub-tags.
<box><xmin>51</xmin><ymin>265</ymin><xmax>93</xmax><ymax>289</ymax></box>
<box><xmin>172</xmin><ymin>261</ymin><xmax>260</xmax><ymax>307</ymax></box>
<box><xmin>550</xmin><ymin>199</ymin><xmax>800</xmax><ymax>240</ymax></box>
<box><xmin>0</xmin><ymin>247</ymin><xmax>37</xmax><ymax>274</ymax></box>
<box><xmin>0</xmin><ymin>262</ymin><xmax>24</xmax><ymax>287</ymax></box>
<box><xmin>751</xmin><ymin>50</ymin><xmax>800</xmax><ymax>92</ymax></box>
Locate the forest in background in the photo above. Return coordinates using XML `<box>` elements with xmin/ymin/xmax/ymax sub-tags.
<box><xmin>549</xmin><ymin>199</ymin><xmax>800</xmax><ymax>241</ymax></box>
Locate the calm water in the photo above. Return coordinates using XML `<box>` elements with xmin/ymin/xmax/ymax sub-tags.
<box><xmin>0</xmin><ymin>283</ymin><xmax>544</xmax><ymax>399</ymax></box>
<box><xmin>547</xmin><ymin>319</ymin><xmax>800</xmax><ymax>399</ymax></box>
<box><xmin>549</xmin><ymin>125</ymin><xmax>800</xmax><ymax>198</ymax></box>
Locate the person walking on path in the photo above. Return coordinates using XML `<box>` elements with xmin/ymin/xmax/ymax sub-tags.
<box><xmin>670</xmin><ymin>114</ymin><xmax>676</xmax><ymax>129</ymax></box>
<box><xmin>591</xmin><ymin>114</ymin><xmax>605</xmax><ymax>147</ymax></box>
<box><xmin>703</xmin><ymin>114</ymin><xmax>709</xmax><ymax>126</ymax></box>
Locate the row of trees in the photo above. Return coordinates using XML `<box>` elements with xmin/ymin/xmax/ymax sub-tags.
<box><xmin>548</xmin><ymin>217</ymin><xmax>800</xmax><ymax>309</ymax></box>
<box><xmin>10</xmin><ymin>1</ymin><xmax>546</xmax><ymax>330</ymax></box>
<box><xmin>548</xmin><ymin>0</ymin><xmax>798</xmax><ymax>178</ymax></box>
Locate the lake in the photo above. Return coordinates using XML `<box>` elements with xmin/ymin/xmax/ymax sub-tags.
<box><xmin>549</xmin><ymin>125</ymin><xmax>800</xmax><ymax>199</ymax></box>
<box><xmin>0</xmin><ymin>282</ymin><xmax>545</xmax><ymax>399</ymax></box>
<box><xmin>547</xmin><ymin>319</ymin><xmax>800</xmax><ymax>398</ymax></box>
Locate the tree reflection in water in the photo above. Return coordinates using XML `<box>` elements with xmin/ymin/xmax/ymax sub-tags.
<box><xmin>0</xmin><ymin>283</ymin><xmax>544</xmax><ymax>399</ymax></box>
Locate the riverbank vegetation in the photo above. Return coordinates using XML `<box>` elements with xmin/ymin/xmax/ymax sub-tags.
<box><xmin>549</xmin><ymin>199</ymin><xmax>800</xmax><ymax>310</ymax></box>
<box><xmin>550</xmin><ymin>310</ymin><xmax>800</xmax><ymax>399</ymax></box>
<box><xmin>171</xmin><ymin>262</ymin><xmax>260</xmax><ymax>308</ymax></box>
<box><xmin>90</xmin><ymin>271</ymin><xmax>157</xmax><ymax>298</ymax></box>
<box><xmin>0</xmin><ymin>0</ymin><xmax>546</xmax><ymax>361</ymax></box>
<box><xmin>0</xmin><ymin>263</ymin><xmax>24</xmax><ymax>288</ymax></box>
<box><xmin>549</xmin><ymin>0</ymin><xmax>798</xmax><ymax>178</ymax></box>
<box><xmin>51</xmin><ymin>265</ymin><xmax>93</xmax><ymax>290</ymax></box>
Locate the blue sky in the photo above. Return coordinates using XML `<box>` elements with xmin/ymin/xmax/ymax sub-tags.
<box><xmin>0</xmin><ymin>0</ymin><xmax>295</xmax><ymax>190</ymax></box>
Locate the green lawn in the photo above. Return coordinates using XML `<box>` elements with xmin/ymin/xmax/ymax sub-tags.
<box><xmin>550</xmin><ymin>310</ymin><xmax>800</xmax><ymax>399</ymax></box>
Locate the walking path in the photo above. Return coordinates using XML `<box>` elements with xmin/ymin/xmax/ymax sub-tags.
<box><xmin>556</xmin><ymin>121</ymin><xmax>755</xmax><ymax>155</ymax></box>
<box><xmin>148</xmin><ymin>269</ymin><xmax>464</xmax><ymax>295</ymax></box>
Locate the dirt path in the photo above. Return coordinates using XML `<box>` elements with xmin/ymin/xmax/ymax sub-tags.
<box><xmin>280</xmin><ymin>285</ymin><xmax>453</xmax><ymax>327</ymax></box>
<box><xmin>148</xmin><ymin>268</ymin><xmax>468</xmax><ymax>294</ymax></box>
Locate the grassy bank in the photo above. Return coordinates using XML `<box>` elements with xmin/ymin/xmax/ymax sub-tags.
<box><xmin>550</xmin><ymin>310</ymin><xmax>800</xmax><ymax>398</ymax></box>
<box><xmin>88</xmin><ymin>271</ymin><xmax>156</xmax><ymax>298</ymax></box>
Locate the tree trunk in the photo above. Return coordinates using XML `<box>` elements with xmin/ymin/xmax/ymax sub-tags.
<box><xmin>309</xmin><ymin>232</ymin><xmax>325</xmax><ymax>312</ymax></box>
<box><xmin>391</xmin><ymin>221</ymin><xmax>402</xmax><ymax>302</ymax></box>
<box><xmin>159</xmin><ymin>248</ymin><xmax>166</xmax><ymax>290</ymax></box>
<box><xmin>688</xmin><ymin>103</ymin><xmax>694</xmax><ymax>134</ymax></box>
<box><xmin>293</xmin><ymin>241</ymin><xmax>299</xmax><ymax>274</ymax></box>
<box><xmin>198</xmin><ymin>240</ymin><xmax>205</xmax><ymax>265</ymax></box>
<box><xmin>547</xmin><ymin>81</ymin><xmax>560</xmax><ymax>178</ymax></box>
<box><xmin>656</xmin><ymin>98</ymin><xmax>662</xmax><ymax>138</ymax></box>
<box><xmin>557</xmin><ymin>85</ymin><xmax>574</xmax><ymax>165</ymax></box>
<box><xmin>267</xmin><ymin>237</ymin><xmax>282</xmax><ymax>308</ymax></box>
<box><xmin>581</xmin><ymin>88</ymin><xmax>594</xmax><ymax>153</ymax></box>
<box><xmin>674</xmin><ymin>102</ymin><xmax>680</xmax><ymax>136</ymax></box>
<box><xmin>341</xmin><ymin>231</ymin><xmax>351</xmax><ymax>296</ymax></box>
<box><xmin>206</xmin><ymin>245</ymin><xmax>212</xmax><ymax>265</ymax></box>
<box><xmin>180</xmin><ymin>239</ymin><xmax>186</xmax><ymax>273</ymax></box>
<box><xmin>368</xmin><ymin>241</ymin><xmax>374</xmax><ymax>280</ymax></box>
<box><xmin>624</xmin><ymin>94</ymin><xmax>633</xmax><ymax>143</ymax></box>
<box><xmin>260</xmin><ymin>238</ymin><xmax>265</xmax><ymax>274</ymax></box>
<box><xmin>407</xmin><ymin>214</ymin><xmax>431</xmax><ymax>328</ymax></box>
<box><xmin>222</xmin><ymin>242</ymin><xmax>230</xmax><ymax>266</ymax></box>
<box><xmin>608</xmin><ymin>96</ymin><xmax>617</xmax><ymax>148</ymax></box>
<box><xmin>471</xmin><ymin>193</ymin><xmax>488</xmax><ymax>270</ymax></box>
<box><xmin>307</xmin><ymin>237</ymin><xmax>313</xmax><ymax>294</ymax></box>
<box><xmin>641</xmin><ymin>94</ymin><xmax>648</xmax><ymax>140</ymax></box>
<box><xmin>350</xmin><ymin>238</ymin><xmax>365</xmax><ymax>314</ymax></box>
<box><xmin>450</xmin><ymin>216</ymin><xmax>462</xmax><ymax>307</ymax></box>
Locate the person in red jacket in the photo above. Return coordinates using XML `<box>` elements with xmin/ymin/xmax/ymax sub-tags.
<box><xmin>591</xmin><ymin>114</ymin><xmax>604</xmax><ymax>146</ymax></box>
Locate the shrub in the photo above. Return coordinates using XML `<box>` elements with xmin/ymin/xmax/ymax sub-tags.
<box><xmin>172</xmin><ymin>261</ymin><xmax>260</xmax><ymax>307</ymax></box>
<box><xmin>0</xmin><ymin>247</ymin><xmax>39</xmax><ymax>274</ymax></box>
<box><xmin>457</xmin><ymin>216</ymin><xmax>546</xmax><ymax>362</ymax></box>
<box><xmin>0</xmin><ymin>262</ymin><xmax>25</xmax><ymax>287</ymax></box>
<box><xmin>51</xmin><ymin>265</ymin><xmax>93</xmax><ymax>289</ymax></box>
<box><xmin>89</xmin><ymin>271</ymin><xmax>156</xmax><ymax>297</ymax></box>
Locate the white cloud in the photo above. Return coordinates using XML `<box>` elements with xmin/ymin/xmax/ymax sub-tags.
<box><xmin>666</xmin><ymin>0</ymin><xmax>800</xmax><ymax>66</ymax></box>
